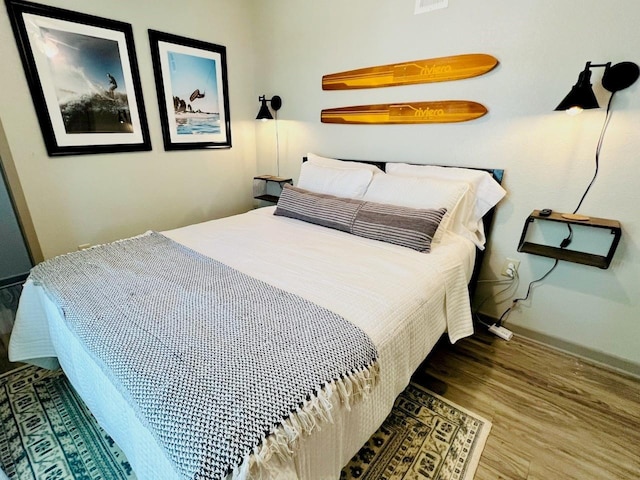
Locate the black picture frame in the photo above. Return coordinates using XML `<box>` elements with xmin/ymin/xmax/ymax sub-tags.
<box><xmin>148</xmin><ymin>29</ymin><xmax>232</xmax><ymax>150</ymax></box>
<box><xmin>4</xmin><ymin>0</ymin><xmax>151</xmax><ymax>156</ymax></box>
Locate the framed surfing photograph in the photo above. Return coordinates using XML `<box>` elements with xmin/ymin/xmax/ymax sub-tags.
<box><xmin>5</xmin><ymin>0</ymin><xmax>151</xmax><ymax>156</ymax></box>
<box><xmin>148</xmin><ymin>30</ymin><xmax>232</xmax><ymax>150</ymax></box>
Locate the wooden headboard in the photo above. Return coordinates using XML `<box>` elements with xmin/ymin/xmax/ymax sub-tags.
<box><xmin>301</xmin><ymin>156</ymin><xmax>505</xmax><ymax>295</ymax></box>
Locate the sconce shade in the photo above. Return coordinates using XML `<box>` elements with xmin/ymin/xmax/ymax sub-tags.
<box><xmin>555</xmin><ymin>61</ymin><xmax>639</xmax><ymax>112</ymax></box>
<box><xmin>256</xmin><ymin>95</ymin><xmax>282</xmax><ymax>120</ymax></box>
<box><xmin>256</xmin><ymin>96</ymin><xmax>273</xmax><ymax>120</ymax></box>
<box><xmin>555</xmin><ymin>65</ymin><xmax>599</xmax><ymax>111</ymax></box>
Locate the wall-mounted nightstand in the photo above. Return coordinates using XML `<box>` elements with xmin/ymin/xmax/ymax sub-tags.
<box><xmin>253</xmin><ymin>175</ymin><xmax>292</xmax><ymax>203</ymax></box>
<box><xmin>517</xmin><ymin>210</ymin><xmax>622</xmax><ymax>269</ymax></box>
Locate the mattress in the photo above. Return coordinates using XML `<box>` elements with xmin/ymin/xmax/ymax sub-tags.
<box><xmin>9</xmin><ymin>206</ymin><xmax>476</xmax><ymax>479</ymax></box>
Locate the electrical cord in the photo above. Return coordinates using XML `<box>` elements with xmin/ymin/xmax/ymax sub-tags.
<box><xmin>561</xmin><ymin>225</ymin><xmax>573</xmax><ymax>248</ymax></box>
<box><xmin>274</xmin><ymin>110</ymin><xmax>281</xmax><ymax>176</ymax></box>
<box><xmin>490</xmin><ymin>91</ymin><xmax>618</xmax><ymax>329</ymax></box>
<box><xmin>497</xmin><ymin>259</ymin><xmax>559</xmax><ymax>325</ymax></box>
<box><xmin>571</xmin><ymin>92</ymin><xmax>615</xmax><ymax>216</ymax></box>
<box><xmin>476</xmin><ymin>278</ymin><xmax>515</xmax><ymax>284</ymax></box>
<box><xmin>474</xmin><ymin>275</ymin><xmax>518</xmax><ymax>314</ymax></box>
<box><xmin>561</xmin><ymin>92</ymin><xmax>615</xmax><ymax>248</ymax></box>
<box><xmin>474</xmin><ymin>314</ymin><xmax>494</xmax><ymax>329</ymax></box>
<box><xmin>473</xmin><ymin>270</ymin><xmax>519</xmax><ymax>330</ymax></box>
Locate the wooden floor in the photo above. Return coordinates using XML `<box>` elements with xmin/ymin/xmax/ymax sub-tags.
<box><xmin>412</xmin><ymin>330</ymin><xmax>640</xmax><ymax>480</ymax></box>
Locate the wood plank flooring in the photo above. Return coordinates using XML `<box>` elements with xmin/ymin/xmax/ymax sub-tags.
<box><xmin>412</xmin><ymin>330</ymin><xmax>640</xmax><ymax>480</ymax></box>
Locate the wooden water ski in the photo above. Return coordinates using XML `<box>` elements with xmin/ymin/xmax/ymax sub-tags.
<box><xmin>322</xmin><ymin>53</ymin><xmax>498</xmax><ymax>90</ymax></box>
<box><xmin>321</xmin><ymin>101</ymin><xmax>488</xmax><ymax>124</ymax></box>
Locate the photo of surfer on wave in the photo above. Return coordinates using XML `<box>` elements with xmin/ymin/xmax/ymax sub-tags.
<box><xmin>41</xmin><ymin>27</ymin><xmax>133</xmax><ymax>134</ymax></box>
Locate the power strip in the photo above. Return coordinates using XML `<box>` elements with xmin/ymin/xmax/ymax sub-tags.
<box><xmin>488</xmin><ymin>323</ymin><xmax>513</xmax><ymax>341</ymax></box>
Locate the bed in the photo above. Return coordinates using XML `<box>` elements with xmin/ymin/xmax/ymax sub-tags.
<box><xmin>9</xmin><ymin>154</ymin><xmax>505</xmax><ymax>480</ymax></box>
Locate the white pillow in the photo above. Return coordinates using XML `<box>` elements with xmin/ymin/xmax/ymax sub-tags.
<box><xmin>362</xmin><ymin>174</ymin><xmax>470</xmax><ymax>243</ymax></box>
<box><xmin>386</xmin><ymin>163</ymin><xmax>505</xmax><ymax>218</ymax></box>
<box><xmin>297</xmin><ymin>161</ymin><xmax>373</xmax><ymax>199</ymax></box>
<box><xmin>306</xmin><ymin>152</ymin><xmax>384</xmax><ymax>174</ymax></box>
<box><xmin>385</xmin><ymin>163</ymin><xmax>506</xmax><ymax>247</ymax></box>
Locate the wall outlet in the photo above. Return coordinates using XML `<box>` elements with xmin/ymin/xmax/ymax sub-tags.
<box><xmin>501</xmin><ymin>258</ymin><xmax>520</xmax><ymax>277</ymax></box>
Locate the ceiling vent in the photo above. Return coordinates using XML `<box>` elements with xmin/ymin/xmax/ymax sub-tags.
<box><xmin>414</xmin><ymin>0</ymin><xmax>448</xmax><ymax>14</ymax></box>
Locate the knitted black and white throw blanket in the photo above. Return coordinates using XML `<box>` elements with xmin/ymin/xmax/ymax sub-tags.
<box><xmin>30</xmin><ymin>232</ymin><xmax>379</xmax><ymax>480</ymax></box>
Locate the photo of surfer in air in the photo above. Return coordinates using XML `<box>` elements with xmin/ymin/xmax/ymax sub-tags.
<box><xmin>189</xmin><ymin>89</ymin><xmax>204</xmax><ymax>102</ymax></box>
<box><xmin>166</xmin><ymin>50</ymin><xmax>221</xmax><ymax>135</ymax></box>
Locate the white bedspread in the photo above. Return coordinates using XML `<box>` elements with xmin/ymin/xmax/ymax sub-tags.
<box><xmin>9</xmin><ymin>206</ymin><xmax>476</xmax><ymax>480</ymax></box>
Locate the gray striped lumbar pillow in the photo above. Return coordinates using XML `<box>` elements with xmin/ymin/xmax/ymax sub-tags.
<box><xmin>274</xmin><ymin>184</ymin><xmax>446</xmax><ymax>252</ymax></box>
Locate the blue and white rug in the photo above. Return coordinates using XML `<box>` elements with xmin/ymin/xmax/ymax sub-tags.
<box><xmin>0</xmin><ymin>366</ymin><xmax>490</xmax><ymax>480</ymax></box>
<box><xmin>341</xmin><ymin>382</ymin><xmax>491</xmax><ymax>480</ymax></box>
<box><xmin>0</xmin><ymin>364</ymin><xmax>135</xmax><ymax>480</ymax></box>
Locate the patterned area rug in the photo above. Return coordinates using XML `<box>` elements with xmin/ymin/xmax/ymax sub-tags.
<box><xmin>0</xmin><ymin>284</ymin><xmax>22</xmax><ymax>336</ymax></box>
<box><xmin>0</xmin><ymin>365</ymin><xmax>135</xmax><ymax>479</ymax></box>
<box><xmin>0</xmin><ymin>366</ymin><xmax>490</xmax><ymax>480</ymax></box>
<box><xmin>341</xmin><ymin>382</ymin><xmax>491</xmax><ymax>480</ymax></box>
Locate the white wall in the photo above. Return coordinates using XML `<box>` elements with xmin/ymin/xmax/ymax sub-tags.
<box><xmin>253</xmin><ymin>1</ymin><xmax>640</xmax><ymax>370</ymax></box>
<box><xmin>2</xmin><ymin>0</ymin><xmax>638</xmax><ymax>372</ymax></box>
<box><xmin>0</xmin><ymin>0</ymin><xmax>259</xmax><ymax>259</ymax></box>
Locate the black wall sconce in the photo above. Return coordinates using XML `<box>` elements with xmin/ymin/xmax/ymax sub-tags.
<box><xmin>256</xmin><ymin>95</ymin><xmax>283</xmax><ymax>175</ymax></box>
<box><xmin>555</xmin><ymin>61</ymin><xmax>639</xmax><ymax>115</ymax></box>
<box><xmin>554</xmin><ymin>60</ymin><xmax>638</xmax><ymax>221</ymax></box>
<box><xmin>256</xmin><ymin>95</ymin><xmax>282</xmax><ymax>120</ymax></box>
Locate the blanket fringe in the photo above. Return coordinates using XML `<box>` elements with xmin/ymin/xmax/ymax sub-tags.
<box><xmin>231</xmin><ymin>359</ymin><xmax>380</xmax><ymax>479</ymax></box>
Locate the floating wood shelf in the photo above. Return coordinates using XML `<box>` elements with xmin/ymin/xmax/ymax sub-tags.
<box><xmin>517</xmin><ymin>210</ymin><xmax>622</xmax><ymax>269</ymax></box>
